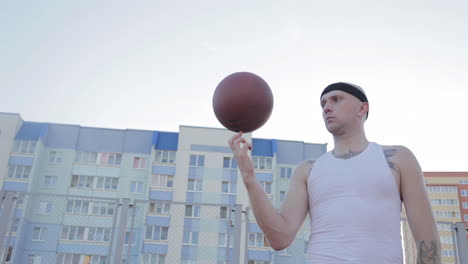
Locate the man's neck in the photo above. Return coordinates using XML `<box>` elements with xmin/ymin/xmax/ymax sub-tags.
<box><xmin>332</xmin><ymin>131</ymin><xmax>369</xmax><ymax>159</ymax></box>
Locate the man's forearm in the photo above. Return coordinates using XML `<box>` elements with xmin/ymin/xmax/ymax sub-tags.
<box><xmin>416</xmin><ymin>240</ymin><xmax>441</xmax><ymax>264</ymax></box>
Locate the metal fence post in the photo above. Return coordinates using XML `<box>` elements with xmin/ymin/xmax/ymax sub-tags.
<box><xmin>454</xmin><ymin>222</ymin><xmax>468</xmax><ymax>264</ymax></box>
<box><xmin>0</xmin><ymin>191</ymin><xmax>16</xmax><ymax>262</ymax></box>
<box><xmin>114</xmin><ymin>198</ymin><xmax>130</xmax><ymax>264</ymax></box>
<box><xmin>244</xmin><ymin>206</ymin><xmax>250</xmax><ymax>264</ymax></box>
<box><xmin>232</xmin><ymin>204</ymin><xmax>242</xmax><ymax>264</ymax></box>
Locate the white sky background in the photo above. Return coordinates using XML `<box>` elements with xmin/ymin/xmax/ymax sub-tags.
<box><xmin>1</xmin><ymin>1</ymin><xmax>467</xmax><ymax>171</ymax></box>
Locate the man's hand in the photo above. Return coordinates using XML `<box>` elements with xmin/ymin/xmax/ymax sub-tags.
<box><xmin>228</xmin><ymin>132</ymin><xmax>255</xmax><ymax>185</ymax></box>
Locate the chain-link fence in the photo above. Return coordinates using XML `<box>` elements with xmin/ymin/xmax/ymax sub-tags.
<box><xmin>1</xmin><ymin>191</ymin><xmax>466</xmax><ymax>264</ymax></box>
<box><xmin>0</xmin><ymin>191</ymin><xmax>242</xmax><ymax>264</ymax></box>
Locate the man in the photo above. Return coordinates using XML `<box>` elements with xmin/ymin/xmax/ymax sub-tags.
<box><xmin>228</xmin><ymin>82</ymin><xmax>441</xmax><ymax>263</ymax></box>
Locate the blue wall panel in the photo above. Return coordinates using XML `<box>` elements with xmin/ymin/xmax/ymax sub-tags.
<box><xmin>152</xmin><ymin>165</ymin><xmax>176</xmax><ymax>175</ymax></box>
<box><xmin>222</xmin><ymin>170</ymin><xmax>238</xmax><ymax>182</ymax></box>
<box><xmin>248</xmin><ymin>250</ymin><xmax>272</xmax><ymax>261</ymax></box>
<box><xmin>153</xmin><ymin>131</ymin><xmax>178</xmax><ymax>151</ymax></box>
<box><xmin>184</xmin><ymin>218</ymin><xmax>201</xmax><ymax>231</ymax></box>
<box><xmin>3</xmin><ymin>181</ymin><xmax>28</xmax><ymax>191</ymax></box>
<box><xmin>45</xmin><ymin>124</ymin><xmax>80</xmax><ymax>149</ymax></box>
<box><xmin>249</xmin><ymin>223</ymin><xmax>262</xmax><ymax>233</ymax></box>
<box><xmin>149</xmin><ymin>190</ymin><xmax>173</xmax><ymax>200</ymax></box>
<box><xmin>188</xmin><ymin>167</ymin><xmax>204</xmax><ymax>179</ymax></box>
<box><xmin>15</xmin><ymin>122</ymin><xmax>48</xmax><ymax>141</ymax></box>
<box><xmin>77</xmin><ymin>127</ymin><xmax>124</xmax><ymax>153</ymax></box>
<box><xmin>190</xmin><ymin>144</ymin><xmax>231</xmax><ymax>153</ymax></box>
<box><xmin>9</xmin><ymin>156</ymin><xmax>34</xmax><ymax>166</ymax></box>
<box><xmin>142</xmin><ymin>243</ymin><xmax>168</xmax><ymax>254</ymax></box>
<box><xmin>220</xmin><ymin>194</ymin><xmax>236</xmax><ymax>205</ymax></box>
<box><xmin>186</xmin><ymin>192</ymin><xmax>202</xmax><ymax>203</ymax></box>
<box><xmin>255</xmin><ymin>172</ymin><xmax>273</xmax><ymax>182</ymax></box>
<box><xmin>146</xmin><ymin>216</ymin><xmax>170</xmax><ymax>227</ymax></box>
<box><xmin>252</xmin><ymin>138</ymin><xmax>274</xmax><ymax>157</ymax></box>
<box><xmin>124</xmin><ymin>130</ymin><xmax>153</xmax><ymax>154</ymax></box>
<box><xmin>181</xmin><ymin>245</ymin><xmax>198</xmax><ymax>259</ymax></box>
<box><xmin>57</xmin><ymin>243</ymin><xmax>109</xmax><ymax>255</ymax></box>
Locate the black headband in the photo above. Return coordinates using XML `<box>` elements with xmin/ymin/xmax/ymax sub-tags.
<box><xmin>320</xmin><ymin>82</ymin><xmax>368</xmax><ymax>103</ymax></box>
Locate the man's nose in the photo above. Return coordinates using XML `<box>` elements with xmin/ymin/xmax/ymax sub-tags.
<box><xmin>323</xmin><ymin>102</ymin><xmax>332</xmax><ymax>114</ymax></box>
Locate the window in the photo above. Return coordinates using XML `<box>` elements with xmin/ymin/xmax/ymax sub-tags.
<box><xmin>221</xmin><ymin>181</ymin><xmax>237</xmax><ymax>194</ymax></box>
<box><xmin>57</xmin><ymin>254</ymin><xmax>107</xmax><ymax>264</ymax></box>
<box><xmin>248</xmin><ymin>232</ymin><xmax>269</xmax><ymax>248</ymax></box>
<box><xmin>218</xmin><ymin>232</ymin><xmax>233</xmax><ymax>247</ymax></box>
<box><xmin>145</xmin><ymin>226</ymin><xmax>169</xmax><ymax>241</ymax></box>
<box><xmin>149</xmin><ymin>202</ymin><xmax>171</xmax><ymax>215</ymax></box>
<box><xmin>280</xmin><ymin>167</ymin><xmax>292</xmax><ymax>179</ymax></box>
<box><xmin>27</xmin><ymin>255</ymin><xmax>41</xmax><ymax>264</ymax></box>
<box><xmin>75</xmin><ymin>151</ymin><xmax>98</xmax><ymax>164</ymax></box>
<box><xmin>426</xmin><ymin>186</ymin><xmax>458</xmax><ymax>193</ymax></box>
<box><xmin>219</xmin><ymin>207</ymin><xmax>228</xmax><ymax>219</ymax></box>
<box><xmin>151</xmin><ymin>174</ymin><xmax>174</xmax><ymax>189</ymax></box>
<box><xmin>183</xmin><ymin>231</ymin><xmax>199</xmax><ymax>245</ymax></box>
<box><xmin>38</xmin><ymin>201</ymin><xmax>52</xmax><ymax>215</ymax></box>
<box><xmin>190</xmin><ymin>155</ymin><xmax>205</xmax><ymax>167</ymax></box>
<box><xmin>460</xmin><ymin>180</ymin><xmax>468</xmax><ymax>184</ymax></box>
<box><xmin>66</xmin><ymin>200</ymin><xmax>115</xmax><ymax>216</ymax></box>
<box><xmin>32</xmin><ymin>227</ymin><xmax>46</xmax><ymax>241</ymax></box>
<box><xmin>433</xmin><ymin>211</ymin><xmax>460</xmax><ymax>218</ymax></box>
<box><xmin>185</xmin><ymin>205</ymin><xmax>200</xmax><ymax>218</ymax></box>
<box><xmin>61</xmin><ymin>226</ymin><xmax>111</xmax><ymax>242</ymax></box>
<box><xmin>8</xmin><ymin>165</ymin><xmax>31</xmax><ymax>179</ymax></box>
<box><xmin>155</xmin><ymin>150</ymin><xmax>176</xmax><ymax>164</ymax></box>
<box><xmin>442</xmin><ymin>250</ymin><xmax>455</xmax><ymax>257</ymax></box>
<box><xmin>70</xmin><ymin>175</ymin><xmax>118</xmax><ymax>190</ymax></box>
<box><xmin>252</xmin><ymin>156</ymin><xmax>272</xmax><ymax>170</ymax></box>
<box><xmin>142</xmin><ymin>254</ymin><xmax>166</xmax><ymax>264</ymax></box>
<box><xmin>465</xmin><ymin>214</ymin><xmax>468</xmax><ymax>221</ymax></box>
<box><xmin>91</xmin><ymin>201</ymin><xmax>115</xmax><ymax>216</ymax></box>
<box><xmin>280</xmin><ymin>191</ymin><xmax>286</xmax><ymax>202</ymax></box>
<box><xmin>42</xmin><ymin>176</ymin><xmax>57</xmax><ymax>188</ymax></box>
<box><xmin>48</xmin><ymin>151</ymin><xmax>63</xmax><ymax>163</ymax></box>
<box><xmin>430</xmin><ymin>199</ymin><xmax>459</xmax><ymax>206</ymax></box>
<box><xmin>441</xmin><ymin>236</ymin><xmax>453</xmax><ymax>244</ymax></box>
<box><xmin>461</xmin><ymin>190</ymin><xmax>468</xmax><ymax>196</ymax></box>
<box><xmin>130</xmin><ymin>181</ymin><xmax>143</xmax><ymax>193</ymax></box>
<box><xmin>223</xmin><ymin>157</ymin><xmax>237</xmax><ymax>169</ymax></box>
<box><xmin>133</xmin><ymin>157</ymin><xmax>147</xmax><ymax>168</ymax></box>
<box><xmin>463</xmin><ymin>202</ymin><xmax>468</xmax><ymax>209</ymax></box>
<box><xmin>187</xmin><ymin>179</ymin><xmax>203</xmax><ymax>191</ymax></box>
<box><xmin>101</xmin><ymin>153</ymin><xmax>122</xmax><ymax>166</ymax></box>
<box><xmin>13</xmin><ymin>140</ymin><xmax>37</xmax><ymax>154</ymax></box>
<box><xmin>260</xmin><ymin>181</ymin><xmax>272</xmax><ymax>195</ymax></box>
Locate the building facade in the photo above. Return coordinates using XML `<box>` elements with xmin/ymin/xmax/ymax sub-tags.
<box><xmin>401</xmin><ymin>172</ymin><xmax>468</xmax><ymax>264</ymax></box>
<box><xmin>0</xmin><ymin>113</ymin><xmax>327</xmax><ymax>264</ymax></box>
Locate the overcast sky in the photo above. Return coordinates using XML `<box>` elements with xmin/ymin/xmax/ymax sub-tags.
<box><xmin>1</xmin><ymin>0</ymin><xmax>467</xmax><ymax>171</ymax></box>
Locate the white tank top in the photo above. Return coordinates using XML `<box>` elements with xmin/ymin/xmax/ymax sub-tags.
<box><xmin>306</xmin><ymin>142</ymin><xmax>403</xmax><ymax>264</ymax></box>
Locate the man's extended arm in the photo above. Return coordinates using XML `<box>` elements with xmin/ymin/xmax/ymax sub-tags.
<box><xmin>396</xmin><ymin>146</ymin><xmax>441</xmax><ymax>264</ymax></box>
<box><xmin>229</xmin><ymin>132</ymin><xmax>310</xmax><ymax>250</ymax></box>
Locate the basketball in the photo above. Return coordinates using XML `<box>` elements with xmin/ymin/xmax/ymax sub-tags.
<box><xmin>212</xmin><ymin>72</ymin><xmax>274</xmax><ymax>133</ymax></box>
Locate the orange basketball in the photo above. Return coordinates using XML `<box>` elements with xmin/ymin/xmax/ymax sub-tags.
<box><xmin>212</xmin><ymin>72</ymin><xmax>274</xmax><ymax>133</ymax></box>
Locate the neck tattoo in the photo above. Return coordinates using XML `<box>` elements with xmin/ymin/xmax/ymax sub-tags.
<box><xmin>332</xmin><ymin>149</ymin><xmax>365</xmax><ymax>159</ymax></box>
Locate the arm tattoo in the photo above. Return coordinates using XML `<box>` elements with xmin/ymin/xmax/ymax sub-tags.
<box><xmin>383</xmin><ymin>148</ymin><xmax>398</xmax><ymax>171</ymax></box>
<box><xmin>417</xmin><ymin>240</ymin><xmax>441</xmax><ymax>264</ymax></box>
<box><xmin>332</xmin><ymin>149</ymin><xmax>364</xmax><ymax>159</ymax></box>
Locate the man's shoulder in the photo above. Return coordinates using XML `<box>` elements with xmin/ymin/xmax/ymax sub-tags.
<box><xmin>380</xmin><ymin>144</ymin><xmax>414</xmax><ymax>158</ymax></box>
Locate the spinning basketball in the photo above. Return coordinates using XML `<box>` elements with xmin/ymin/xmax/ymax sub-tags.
<box><xmin>212</xmin><ymin>72</ymin><xmax>274</xmax><ymax>133</ymax></box>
